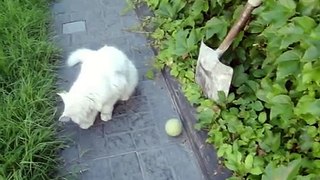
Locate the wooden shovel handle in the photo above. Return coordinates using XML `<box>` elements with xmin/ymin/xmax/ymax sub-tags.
<box><xmin>217</xmin><ymin>0</ymin><xmax>262</xmax><ymax>54</ymax></box>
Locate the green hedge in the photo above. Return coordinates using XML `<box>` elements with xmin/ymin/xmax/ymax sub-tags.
<box><xmin>142</xmin><ymin>0</ymin><xmax>320</xmax><ymax>179</ymax></box>
<box><xmin>0</xmin><ymin>0</ymin><xmax>62</xmax><ymax>179</ymax></box>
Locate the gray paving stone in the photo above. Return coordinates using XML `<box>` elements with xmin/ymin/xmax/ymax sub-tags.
<box><xmin>59</xmin><ymin>144</ymin><xmax>79</xmax><ymax>165</ymax></box>
<box><xmin>129</xmin><ymin>112</ymin><xmax>155</xmax><ymax>130</ymax></box>
<box><xmin>113</xmin><ymin>95</ymin><xmax>150</xmax><ymax>116</ymax></box>
<box><xmin>139</xmin><ymin>149</ymin><xmax>175</xmax><ymax>180</ymax></box>
<box><xmin>52</xmin><ymin>34</ymin><xmax>71</xmax><ymax>49</ymax></box>
<box><xmin>52</xmin><ymin>13</ymin><xmax>70</xmax><ymax>32</ymax></box>
<box><xmin>70</xmin><ymin>11</ymin><xmax>112</xmax><ymax>33</ymax></box>
<box><xmin>53</xmin><ymin>0</ymin><xmax>206</xmax><ymax>179</ymax></box>
<box><xmin>103</xmin><ymin>115</ymin><xmax>131</xmax><ymax>134</ymax></box>
<box><xmin>165</xmin><ymin>144</ymin><xmax>205</xmax><ymax>180</ymax></box>
<box><xmin>59</xmin><ymin>162</ymin><xmax>85</xmax><ymax>180</ymax></box>
<box><xmin>79</xmin><ymin>158</ymin><xmax>112</xmax><ymax>180</ymax></box>
<box><xmin>106</xmin><ymin>132</ymin><xmax>135</xmax><ymax>155</ymax></box>
<box><xmin>128</xmin><ymin>34</ymin><xmax>151</xmax><ymax>49</ymax></box>
<box><xmin>63</xmin><ymin>21</ymin><xmax>86</xmax><ymax>34</ymax></box>
<box><xmin>132</xmin><ymin>127</ymin><xmax>161</xmax><ymax>149</ymax></box>
<box><xmin>110</xmin><ymin>153</ymin><xmax>143</xmax><ymax>180</ymax></box>
<box><xmin>78</xmin><ymin>126</ymin><xmax>108</xmax><ymax>160</ymax></box>
<box><xmin>130</xmin><ymin>44</ymin><xmax>154</xmax><ymax>68</ymax></box>
<box><xmin>51</xmin><ymin>2</ymin><xmax>65</xmax><ymax>14</ymax></box>
<box><xmin>99</xmin><ymin>0</ymin><xmax>127</xmax><ymax>10</ymax></box>
<box><xmin>58</xmin><ymin>124</ymin><xmax>80</xmax><ymax>164</ymax></box>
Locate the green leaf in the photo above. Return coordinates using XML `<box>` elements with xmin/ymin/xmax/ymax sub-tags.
<box><xmin>292</xmin><ymin>16</ymin><xmax>316</xmax><ymax>32</ymax></box>
<box><xmin>277</xmin><ymin>23</ymin><xmax>303</xmax><ymax>49</ymax></box>
<box><xmin>145</xmin><ymin>0</ymin><xmax>160</xmax><ymax>9</ymax></box>
<box><xmin>250</xmin><ymin>166</ymin><xmax>263</xmax><ymax>175</ymax></box>
<box><xmin>258</xmin><ymin>112</ymin><xmax>267</xmax><ymax>123</ymax></box>
<box><xmin>299</xmin><ymin>132</ymin><xmax>313</xmax><ymax>151</ymax></box>
<box><xmin>260</xmin><ymin>130</ymin><xmax>281</xmax><ymax>152</ymax></box>
<box><xmin>225</xmin><ymin>148</ymin><xmax>243</xmax><ymax>168</ymax></box>
<box><xmin>244</xmin><ymin>154</ymin><xmax>254</xmax><ymax>170</ymax></box>
<box><xmin>217</xmin><ymin>144</ymin><xmax>232</xmax><ymax>157</ymax></box>
<box><xmin>225</xmin><ymin>161</ymin><xmax>237</xmax><ymax>171</ymax></box>
<box><xmin>172</xmin><ymin>0</ymin><xmax>187</xmax><ymax>14</ymax></box>
<box><xmin>237</xmin><ymin>84</ymin><xmax>253</xmax><ymax>95</ymax></box>
<box><xmin>270</xmin><ymin>95</ymin><xmax>292</xmax><ymax>105</ymax></box>
<box><xmin>197</xmin><ymin>108</ymin><xmax>214</xmax><ymax>123</ymax></box>
<box><xmin>156</xmin><ymin>0</ymin><xmax>174</xmax><ymax>18</ymax></box>
<box><xmin>278</xmin><ymin>23</ymin><xmax>304</xmax><ymax>35</ymax></box>
<box><xmin>249</xmin><ymin>22</ymin><xmax>265</xmax><ymax>33</ymax></box>
<box><xmin>186</xmin><ymin>28</ymin><xmax>201</xmax><ymax>51</ymax></box>
<box><xmin>279</xmin><ymin>0</ymin><xmax>296</xmax><ymax>10</ymax></box>
<box><xmin>185</xmin><ymin>70</ymin><xmax>194</xmax><ymax>80</ymax></box>
<box><xmin>260</xmin><ymin>7</ymin><xmax>290</xmax><ymax>27</ymax></box>
<box><xmin>227</xmin><ymin>93</ymin><xmax>235</xmax><ymax>103</ymax></box>
<box><xmin>306</xmin><ymin>125</ymin><xmax>317</xmax><ymax>138</ymax></box>
<box><xmin>191</xmin><ymin>0</ymin><xmax>209</xmax><ymax>15</ymax></box>
<box><xmin>246</xmin><ymin>80</ymin><xmax>259</xmax><ymax>94</ymax></box>
<box><xmin>295</xmin><ymin>95</ymin><xmax>320</xmax><ymax>117</ymax></box>
<box><xmin>276</xmin><ymin>60</ymin><xmax>300</xmax><ymax>80</ymax></box>
<box><xmin>302</xmin><ymin>45</ymin><xmax>320</xmax><ymax>61</ymax></box>
<box><xmin>151</xmin><ymin>28</ymin><xmax>165</xmax><ymax>40</ymax></box>
<box><xmin>312</xmin><ymin>142</ymin><xmax>320</xmax><ymax>157</ymax></box>
<box><xmin>232</xmin><ymin>31</ymin><xmax>244</xmax><ymax>49</ymax></box>
<box><xmin>145</xmin><ymin>69</ymin><xmax>155</xmax><ymax>80</ymax></box>
<box><xmin>262</xmin><ymin>159</ymin><xmax>302</xmax><ymax>180</ymax></box>
<box><xmin>276</xmin><ymin>49</ymin><xmax>302</xmax><ymax>80</ymax></box>
<box><xmin>170</xmin><ymin>67</ymin><xmax>179</xmax><ymax>77</ymax></box>
<box><xmin>252</xmin><ymin>69</ymin><xmax>266</xmax><ymax>78</ymax></box>
<box><xmin>217</xmin><ymin>91</ymin><xmax>227</xmax><ymax>103</ymax></box>
<box><xmin>173</xmin><ymin>29</ymin><xmax>189</xmax><ymax>55</ymax></box>
<box><xmin>297</xmin><ymin>0</ymin><xmax>320</xmax><ymax>16</ymax></box>
<box><xmin>204</xmin><ymin>17</ymin><xmax>228</xmax><ymax>40</ymax></box>
<box><xmin>280</xmin><ymin>35</ymin><xmax>301</xmax><ymax>49</ymax></box>
<box><xmin>181</xmin><ymin>16</ymin><xmax>195</xmax><ymax>27</ymax></box>
<box><xmin>252</xmin><ymin>101</ymin><xmax>264</xmax><ymax>111</ymax></box>
<box><xmin>301</xmin><ymin>62</ymin><xmax>320</xmax><ymax>84</ymax></box>
<box><xmin>232</xmin><ymin>65</ymin><xmax>248</xmax><ymax>87</ymax></box>
<box><xmin>276</xmin><ymin>49</ymin><xmax>302</xmax><ymax>63</ymax></box>
<box><xmin>310</xmin><ymin>24</ymin><xmax>320</xmax><ymax>40</ymax></box>
<box><xmin>270</xmin><ymin>103</ymin><xmax>294</xmax><ymax>120</ymax></box>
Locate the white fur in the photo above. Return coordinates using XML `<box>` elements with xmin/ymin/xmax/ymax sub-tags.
<box><xmin>58</xmin><ymin>45</ymin><xmax>138</xmax><ymax>129</ymax></box>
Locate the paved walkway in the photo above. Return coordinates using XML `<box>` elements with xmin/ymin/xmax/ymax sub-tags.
<box><xmin>52</xmin><ymin>0</ymin><xmax>205</xmax><ymax>179</ymax></box>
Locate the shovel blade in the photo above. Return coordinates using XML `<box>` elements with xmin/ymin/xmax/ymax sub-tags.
<box><xmin>195</xmin><ymin>41</ymin><xmax>233</xmax><ymax>101</ymax></box>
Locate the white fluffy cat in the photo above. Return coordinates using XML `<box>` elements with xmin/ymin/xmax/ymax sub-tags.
<box><xmin>58</xmin><ymin>45</ymin><xmax>138</xmax><ymax>129</ymax></box>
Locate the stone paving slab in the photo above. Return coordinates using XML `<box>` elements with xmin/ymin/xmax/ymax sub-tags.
<box><xmin>52</xmin><ymin>0</ymin><xmax>206</xmax><ymax>179</ymax></box>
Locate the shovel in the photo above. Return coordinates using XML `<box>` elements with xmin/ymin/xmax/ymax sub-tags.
<box><xmin>195</xmin><ymin>0</ymin><xmax>262</xmax><ymax>101</ymax></box>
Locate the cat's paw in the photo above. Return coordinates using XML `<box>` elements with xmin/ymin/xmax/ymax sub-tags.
<box><xmin>120</xmin><ymin>95</ymin><xmax>130</xmax><ymax>101</ymax></box>
<box><xmin>100</xmin><ymin>113</ymin><xmax>112</xmax><ymax>121</ymax></box>
<box><xmin>79</xmin><ymin>123</ymin><xmax>92</xmax><ymax>129</ymax></box>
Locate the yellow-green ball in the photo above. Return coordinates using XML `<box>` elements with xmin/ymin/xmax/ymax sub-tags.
<box><xmin>165</xmin><ymin>118</ymin><xmax>182</xmax><ymax>137</ymax></box>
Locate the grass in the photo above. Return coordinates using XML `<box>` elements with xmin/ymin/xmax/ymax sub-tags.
<box><xmin>0</xmin><ymin>0</ymin><xmax>63</xmax><ymax>179</ymax></box>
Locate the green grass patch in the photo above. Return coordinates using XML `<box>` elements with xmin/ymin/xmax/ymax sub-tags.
<box><xmin>0</xmin><ymin>0</ymin><xmax>63</xmax><ymax>179</ymax></box>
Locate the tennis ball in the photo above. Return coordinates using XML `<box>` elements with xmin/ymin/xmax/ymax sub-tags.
<box><xmin>165</xmin><ymin>118</ymin><xmax>182</xmax><ymax>137</ymax></box>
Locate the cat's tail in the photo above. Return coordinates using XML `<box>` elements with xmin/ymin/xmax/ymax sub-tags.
<box><xmin>67</xmin><ymin>48</ymin><xmax>95</xmax><ymax>67</ymax></box>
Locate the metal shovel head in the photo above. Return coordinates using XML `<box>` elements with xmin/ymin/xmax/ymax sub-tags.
<box><xmin>195</xmin><ymin>41</ymin><xmax>233</xmax><ymax>101</ymax></box>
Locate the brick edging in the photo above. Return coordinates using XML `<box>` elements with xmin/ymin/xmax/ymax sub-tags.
<box><xmin>161</xmin><ymin>68</ymin><xmax>231</xmax><ymax>180</ymax></box>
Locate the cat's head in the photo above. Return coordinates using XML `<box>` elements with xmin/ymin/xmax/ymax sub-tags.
<box><xmin>57</xmin><ymin>92</ymin><xmax>97</xmax><ymax>129</ymax></box>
